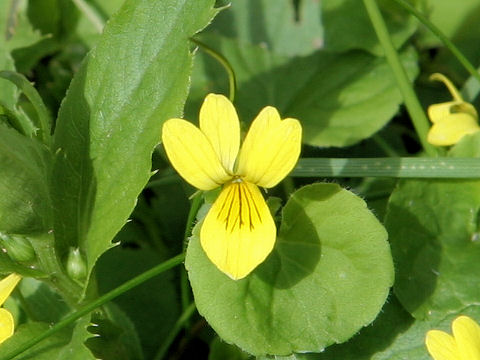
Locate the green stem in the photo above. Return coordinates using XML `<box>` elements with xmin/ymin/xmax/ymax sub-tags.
<box><xmin>190</xmin><ymin>37</ymin><xmax>237</xmax><ymax>102</ymax></box>
<box><xmin>71</xmin><ymin>0</ymin><xmax>104</xmax><ymax>33</ymax></box>
<box><xmin>392</xmin><ymin>0</ymin><xmax>480</xmax><ymax>88</ymax></box>
<box><xmin>180</xmin><ymin>193</ymin><xmax>203</xmax><ymax>325</ymax></box>
<box><xmin>153</xmin><ymin>302</ymin><xmax>197</xmax><ymax>360</ymax></box>
<box><xmin>0</xmin><ymin>253</ymin><xmax>185</xmax><ymax>360</ymax></box>
<box><xmin>362</xmin><ymin>0</ymin><xmax>437</xmax><ymax>157</ymax></box>
<box><xmin>0</xmin><ymin>71</ymin><xmax>52</xmax><ymax>147</ymax></box>
<box><xmin>372</xmin><ymin>134</ymin><xmax>399</xmax><ymax>157</ymax></box>
<box><xmin>292</xmin><ymin>157</ymin><xmax>480</xmax><ymax>178</ymax></box>
<box><xmin>29</xmin><ymin>233</ymin><xmax>82</xmax><ymax>308</ymax></box>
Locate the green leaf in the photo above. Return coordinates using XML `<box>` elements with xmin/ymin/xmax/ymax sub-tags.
<box><xmin>301</xmin><ymin>302</ymin><xmax>480</xmax><ymax>360</ymax></box>
<box><xmin>186</xmin><ymin>183</ymin><xmax>394</xmax><ymax>356</ymax></box>
<box><xmin>286</xmin><ymin>47</ymin><xmax>419</xmax><ymax>147</ymax></box>
<box><xmin>448</xmin><ymin>131</ymin><xmax>480</xmax><ymax>157</ymax></box>
<box><xmin>189</xmin><ymin>35</ymin><xmax>418</xmax><ymax>147</ymax></box>
<box><xmin>0</xmin><ymin>124</ymin><xmax>52</xmax><ymax>235</ymax></box>
<box><xmin>385</xmin><ymin>175</ymin><xmax>480</xmax><ymax>319</ymax></box>
<box><xmin>209</xmin><ymin>337</ymin><xmax>252</xmax><ymax>360</ymax></box>
<box><xmin>18</xmin><ymin>277</ymin><xmax>70</xmax><ymax>323</ymax></box>
<box><xmin>0</xmin><ymin>49</ymin><xmax>17</xmax><ymax>110</ymax></box>
<box><xmin>51</xmin><ymin>0</ymin><xmax>218</xmax><ymax>288</ymax></box>
<box><xmin>321</xmin><ymin>0</ymin><xmax>417</xmax><ymax>56</ymax></box>
<box><xmin>96</xmin><ymin>243</ymin><xmax>180</xmax><ymax>359</ymax></box>
<box><xmin>0</xmin><ymin>0</ymin><xmax>44</xmax><ymax>53</ymax></box>
<box><xmin>86</xmin><ymin>304</ymin><xmax>144</xmax><ymax>360</ymax></box>
<box><xmin>415</xmin><ymin>0</ymin><xmax>480</xmax><ymax>48</ymax></box>
<box><xmin>1</xmin><ymin>317</ymin><xmax>95</xmax><ymax>360</ymax></box>
<box><xmin>0</xmin><ymin>71</ymin><xmax>53</xmax><ymax>146</ymax></box>
<box><xmin>210</xmin><ymin>0</ymin><xmax>323</xmax><ymax>57</ymax></box>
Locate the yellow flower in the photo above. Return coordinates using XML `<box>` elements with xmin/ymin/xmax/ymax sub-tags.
<box><xmin>427</xmin><ymin>73</ymin><xmax>480</xmax><ymax>146</ymax></box>
<box><xmin>0</xmin><ymin>273</ymin><xmax>21</xmax><ymax>344</ymax></box>
<box><xmin>162</xmin><ymin>94</ymin><xmax>302</xmax><ymax>280</ymax></box>
<box><xmin>426</xmin><ymin>315</ymin><xmax>480</xmax><ymax>360</ymax></box>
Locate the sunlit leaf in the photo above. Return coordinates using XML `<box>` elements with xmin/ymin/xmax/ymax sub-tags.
<box><xmin>187</xmin><ymin>183</ymin><xmax>394</xmax><ymax>356</ymax></box>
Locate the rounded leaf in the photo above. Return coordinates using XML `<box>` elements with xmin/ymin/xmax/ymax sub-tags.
<box><xmin>186</xmin><ymin>183</ymin><xmax>394</xmax><ymax>356</ymax></box>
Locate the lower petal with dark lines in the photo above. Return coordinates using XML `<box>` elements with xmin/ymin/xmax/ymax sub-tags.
<box><xmin>200</xmin><ymin>180</ymin><xmax>276</xmax><ymax>280</ymax></box>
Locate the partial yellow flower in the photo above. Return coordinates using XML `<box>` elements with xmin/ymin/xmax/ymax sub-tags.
<box><xmin>0</xmin><ymin>273</ymin><xmax>21</xmax><ymax>344</ymax></box>
<box><xmin>162</xmin><ymin>94</ymin><xmax>302</xmax><ymax>280</ymax></box>
<box><xmin>427</xmin><ymin>73</ymin><xmax>480</xmax><ymax>146</ymax></box>
<box><xmin>426</xmin><ymin>315</ymin><xmax>480</xmax><ymax>360</ymax></box>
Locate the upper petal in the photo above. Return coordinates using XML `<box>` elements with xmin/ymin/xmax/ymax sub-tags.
<box><xmin>200</xmin><ymin>94</ymin><xmax>240</xmax><ymax>173</ymax></box>
<box><xmin>452</xmin><ymin>316</ymin><xmax>480</xmax><ymax>360</ymax></box>
<box><xmin>0</xmin><ymin>273</ymin><xmax>20</xmax><ymax>307</ymax></box>
<box><xmin>428</xmin><ymin>102</ymin><xmax>478</xmax><ymax>124</ymax></box>
<box><xmin>162</xmin><ymin>119</ymin><xmax>232</xmax><ymax>190</ymax></box>
<box><xmin>427</xmin><ymin>113</ymin><xmax>480</xmax><ymax>146</ymax></box>
<box><xmin>200</xmin><ymin>181</ymin><xmax>276</xmax><ymax>280</ymax></box>
<box><xmin>0</xmin><ymin>308</ymin><xmax>14</xmax><ymax>344</ymax></box>
<box><xmin>426</xmin><ymin>330</ymin><xmax>459</xmax><ymax>360</ymax></box>
<box><xmin>236</xmin><ymin>106</ymin><xmax>302</xmax><ymax>188</ymax></box>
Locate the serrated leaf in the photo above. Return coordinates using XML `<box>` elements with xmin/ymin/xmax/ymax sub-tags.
<box><xmin>1</xmin><ymin>317</ymin><xmax>95</xmax><ymax>360</ymax></box>
<box><xmin>51</xmin><ymin>0</ymin><xmax>218</xmax><ymax>289</ymax></box>
<box><xmin>86</xmin><ymin>304</ymin><xmax>144</xmax><ymax>360</ymax></box>
<box><xmin>186</xmin><ymin>183</ymin><xmax>394</xmax><ymax>356</ymax></box>
<box><xmin>321</xmin><ymin>0</ymin><xmax>417</xmax><ymax>56</ymax></box>
<box><xmin>0</xmin><ymin>124</ymin><xmax>52</xmax><ymax>235</ymax></box>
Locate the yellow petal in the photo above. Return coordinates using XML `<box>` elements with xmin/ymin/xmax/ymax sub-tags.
<box><xmin>0</xmin><ymin>308</ymin><xmax>14</xmax><ymax>344</ymax></box>
<box><xmin>200</xmin><ymin>180</ymin><xmax>276</xmax><ymax>280</ymax></box>
<box><xmin>162</xmin><ymin>119</ymin><xmax>232</xmax><ymax>190</ymax></box>
<box><xmin>452</xmin><ymin>316</ymin><xmax>480</xmax><ymax>360</ymax></box>
<box><xmin>199</xmin><ymin>94</ymin><xmax>240</xmax><ymax>173</ymax></box>
<box><xmin>428</xmin><ymin>102</ymin><xmax>458</xmax><ymax>124</ymax></box>
<box><xmin>236</xmin><ymin>106</ymin><xmax>302</xmax><ymax>188</ymax></box>
<box><xmin>426</xmin><ymin>330</ymin><xmax>459</xmax><ymax>360</ymax></box>
<box><xmin>427</xmin><ymin>113</ymin><xmax>480</xmax><ymax>146</ymax></box>
<box><xmin>0</xmin><ymin>274</ymin><xmax>20</xmax><ymax>306</ymax></box>
<box><xmin>428</xmin><ymin>102</ymin><xmax>478</xmax><ymax>124</ymax></box>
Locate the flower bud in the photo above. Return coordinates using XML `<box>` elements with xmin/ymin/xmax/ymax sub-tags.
<box><xmin>0</xmin><ymin>232</ymin><xmax>36</xmax><ymax>263</ymax></box>
<box><xmin>66</xmin><ymin>247</ymin><xmax>87</xmax><ymax>282</ymax></box>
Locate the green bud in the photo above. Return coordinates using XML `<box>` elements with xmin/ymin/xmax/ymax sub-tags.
<box><xmin>66</xmin><ymin>248</ymin><xmax>87</xmax><ymax>282</ymax></box>
<box><xmin>0</xmin><ymin>232</ymin><xmax>36</xmax><ymax>263</ymax></box>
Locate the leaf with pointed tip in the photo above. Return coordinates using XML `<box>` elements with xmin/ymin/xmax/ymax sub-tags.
<box><xmin>51</xmin><ymin>0</ymin><xmax>218</xmax><ymax>291</ymax></box>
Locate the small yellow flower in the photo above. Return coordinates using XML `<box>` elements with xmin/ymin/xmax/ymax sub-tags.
<box><xmin>162</xmin><ymin>94</ymin><xmax>302</xmax><ymax>280</ymax></box>
<box><xmin>427</xmin><ymin>73</ymin><xmax>480</xmax><ymax>146</ymax></box>
<box><xmin>426</xmin><ymin>315</ymin><xmax>480</xmax><ymax>360</ymax></box>
<box><xmin>0</xmin><ymin>273</ymin><xmax>21</xmax><ymax>344</ymax></box>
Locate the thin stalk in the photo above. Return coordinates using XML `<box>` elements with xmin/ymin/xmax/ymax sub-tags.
<box><xmin>0</xmin><ymin>253</ymin><xmax>185</xmax><ymax>360</ymax></box>
<box><xmin>71</xmin><ymin>0</ymin><xmax>104</xmax><ymax>33</ymax></box>
<box><xmin>153</xmin><ymin>302</ymin><xmax>197</xmax><ymax>360</ymax></box>
<box><xmin>392</xmin><ymin>0</ymin><xmax>480</xmax><ymax>88</ymax></box>
<box><xmin>190</xmin><ymin>37</ymin><xmax>237</xmax><ymax>102</ymax></box>
<box><xmin>180</xmin><ymin>193</ymin><xmax>203</xmax><ymax>325</ymax></box>
<box><xmin>363</xmin><ymin>0</ymin><xmax>437</xmax><ymax>157</ymax></box>
<box><xmin>372</xmin><ymin>134</ymin><xmax>400</xmax><ymax>157</ymax></box>
<box><xmin>292</xmin><ymin>157</ymin><xmax>480</xmax><ymax>178</ymax></box>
